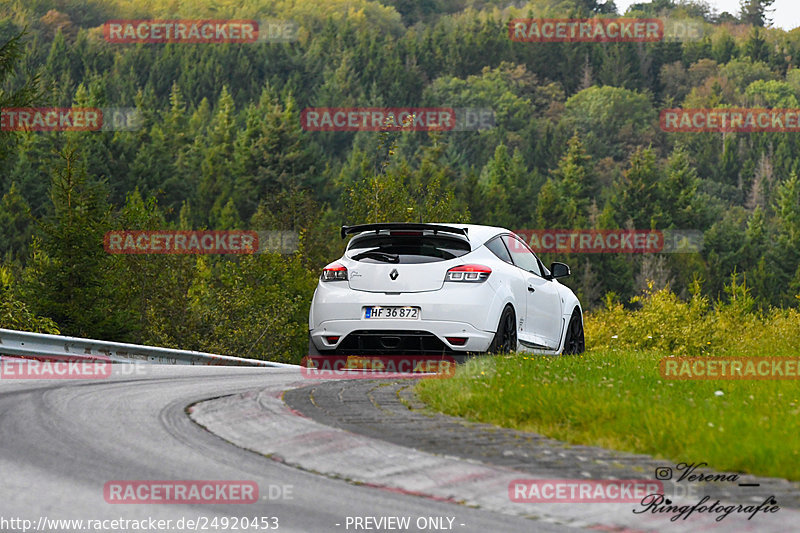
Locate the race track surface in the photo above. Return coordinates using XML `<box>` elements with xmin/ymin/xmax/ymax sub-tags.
<box><xmin>0</xmin><ymin>366</ymin><xmax>566</xmax><ymax>533</ymax></box>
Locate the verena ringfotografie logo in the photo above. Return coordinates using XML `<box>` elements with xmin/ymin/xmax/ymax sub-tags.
<box><xmin>103</xmin><ymin>20</ymin><xmax>298</xmax><ymax>43</ymax></box>
<box><xmin>0</xmin><ymin>355</ymin><xmax>112</xmax><ymax>380</ymax></box>
<box><xmin>1</xmin><ymin>108</ymin><xmax>142</xmax><ymax>132</ymax></box>
<box><xmin>103</xmin><ymin>230</ymin><xmax>298</xmax><ymax>255</ymax></box>
<box><xmin>301</xmin><ymin>355</ymin><xmax>456</xmax><ymax>379</ymax></box>
<box><xmin>300</xmin><ymin>108</ymin><xmax>495</xmax><ymax>132</ymax></box>
<box><xmin>512</xmin><ymin>229</ymin><xmax>703</xmax><ymax>254</ymax></box>
<box><xmin>509</xmin><ymin>17</ymin><xmax>704</xmax><ymax>42</ymax></box>
<box><xmin>509</xmin><ymin>479</ymin><xmax>663</xmax><ymax>503</ymax></box>
<box><xmin>638</xmin><ymin>462</ymin><xmax>780</xmax><ymax>522</ymax></box>
<box><xmin>660</xmin><ymin>357</ymin><xmax>800</xmax><ymax>380</ymax></box>
<box><xmin>635</xmin><ymin>493</ymin><xmax>779</xmax><ymax>522</ymax></box>
<box><xmin>661</xmin><ymin>108</ymin><xmax>800</xmax><ymax>133</ymax></box>
<box><xmin>103</xmin><ymin>481</ymin><xmax>258</xmax><ymax>504</ymax></box>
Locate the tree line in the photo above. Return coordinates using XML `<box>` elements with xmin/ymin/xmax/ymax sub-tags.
<box><xmin>1</xmin><ymin>0</ymin><xmax>799</xmax><ymax>360</ymax></box>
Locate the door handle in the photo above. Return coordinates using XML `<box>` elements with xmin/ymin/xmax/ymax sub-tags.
<box><xmin>528</xmin><ymin>286</ymin><xmax>535</xmax><ymax>292</ymax></box>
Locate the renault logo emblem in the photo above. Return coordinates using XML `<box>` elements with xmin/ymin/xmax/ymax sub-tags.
<box><xmin>389</xmin><ymin>269</ymin><xmax>399</xmax><ymax>280</ymax></box>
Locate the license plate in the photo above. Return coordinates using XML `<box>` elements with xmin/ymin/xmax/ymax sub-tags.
<box><xmin>364</xmin><ymin>306</ymin><xmax>420</xmax><ymax>319</ymax></box>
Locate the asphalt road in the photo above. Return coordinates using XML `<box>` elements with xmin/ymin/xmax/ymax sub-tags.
<box><xmin>0</xmin><ymin>366</ymin><xmax>570</xmax><ymax>533</ymax></box>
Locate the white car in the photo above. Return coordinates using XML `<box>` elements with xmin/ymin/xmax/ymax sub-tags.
<box><xmin>308</xmin><ymin>223</ymin><xmax>584</xmax><ymax>358</ymax></box>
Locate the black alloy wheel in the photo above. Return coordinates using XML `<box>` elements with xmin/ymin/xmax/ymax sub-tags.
<box><xmin>563</xmin><ymin>309</ymin><xmax>585</xmax><ymax>355</ymax></box>
<box><xmin>488</xmin><ymin>306</ymin><xmax>517</xmax><ymax>354</ymax></box>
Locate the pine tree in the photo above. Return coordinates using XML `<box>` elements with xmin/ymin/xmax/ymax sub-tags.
<box><xmin>0</xmin><ymin>266</ymin><xmax>59</xmax><ymax>333</ymax></box>
<box><xmin>712</xmin><ymin>32</ymin><xmax>737</xmax><ymax>64</ymax></box>
<box><xmin>0</xmin><ymin>30</ymin><xmax>43</xmax><ymax>162</ymax></box>
<box><xmin>232</xmin><ymin>87</ymin><xmax>318</xmax><ymax>221</ymax></box>
<box><xmin>536</xmin><ymin>133</ymin><xmax>595</xmax><ymax>228</ymax></box>
<box><xmin>743</xmin><ymin>27</ymin><xmax>769</xmax><ymax>62</ymax></box>
<box><xmin>740</xmin><ymin>0</ymin><xmax>776</xmax><ymax>28</ymax></box>
<box><xmin>661</xmin><ymin>146</ymin><xmax>708</xmax><ymax>229</ymax></box>
<box><xmin>0</xmin><ymin>182</ymin><xmax>32</xmax><ymax>262</ymax></box>
<box><xmin>20</xmin><ymin>146</ymin><xmax>120</xmax><ymax>338</ymax></box>
<box><xmin>198</xmin><ymin>86</ymin><xmax>237</xmax><ymax>226</ymax></box>
<box><xmin>613</xmin><ymin>147</ymin><xmax>664</xmax><ymax>229</ymax></box>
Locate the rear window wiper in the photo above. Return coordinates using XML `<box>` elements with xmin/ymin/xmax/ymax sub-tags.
<box><xmin>352</xmin><ymin>250</ymin><xmax>400</xmax><ymax>263</ymax></box>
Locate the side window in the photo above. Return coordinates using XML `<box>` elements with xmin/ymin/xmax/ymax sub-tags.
<box><xmin>502</xmin><ymin>235</ymin><xmax>542</xmax><ymax>276</ymax></box>
<box><xmin>485</xmin><ymin>236</ymin><xmax>513</xmax><ymax>264</ymax></box>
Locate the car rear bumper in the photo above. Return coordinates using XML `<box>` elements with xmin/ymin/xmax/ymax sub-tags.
<box><xmin>310</xmin><ymin>320</ymin><xmax>494</xmax><ymax>354</ymax></box>
<box><xmin>309</xmin><ymin>281</ymin><xmax>498</xmax><ymax>353</ymax></box>
<box><xmin>310</xmin><ymin>281</ymin><xmax>499</xmax><ymax>325</ymax></box>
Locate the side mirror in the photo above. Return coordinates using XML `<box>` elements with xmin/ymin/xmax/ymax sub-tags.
<box><xmin>549</xmin><ymin>262</ymin><xmax>570</xmax><ymax>279</ymax></box>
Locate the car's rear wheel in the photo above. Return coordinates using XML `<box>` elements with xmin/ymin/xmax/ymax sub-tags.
<box><xmin>562</xmin><ymin>309</ymin><xmax>585</xmax><ymax>355</ymax></box>
<box><xmin>488</xmin><ymin>305</ymin><xmax>517</xmax><ymax>354</ymax></box>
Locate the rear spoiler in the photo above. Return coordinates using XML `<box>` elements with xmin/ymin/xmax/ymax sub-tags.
<box><xmin>341</xmin><ymin>223</ymin><xmax>469</xmax><ymax>239</ymax></box>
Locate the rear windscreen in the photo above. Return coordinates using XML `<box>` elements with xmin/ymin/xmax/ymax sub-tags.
<box><xmin>347</xmin><ymin>234</ymin><xmax>471</xmax><ymax>264</ymax></box>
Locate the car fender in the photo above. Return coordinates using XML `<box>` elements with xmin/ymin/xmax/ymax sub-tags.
<box><xmin>483</xmin><ymin>279</ymin><xmax>517</xmax><ymax>332</ymax></box>
<box><xmin>560</xmin><ymin>287</ymin><xmax>582</xmax><ymax>321</ymax></box>
<box><xmin>555</xmin><ymin>283</ymin><xmax>582</xmax><ymax>350</ymax></box>
<box><xmin>308</xmin><ymin>287</ymin><xmax>318</xmax><ymax>330</ymax></box>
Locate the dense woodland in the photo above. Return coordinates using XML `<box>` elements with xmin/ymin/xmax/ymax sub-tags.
<box><xmin>1</xmin><ymin>0</ymin><xmax>799</xmax><ymax>361</ymax></box>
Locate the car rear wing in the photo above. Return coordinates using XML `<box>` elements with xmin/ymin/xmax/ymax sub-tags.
<box><xmin>340</xmin><ymin>223</ymin><xmax>469</xmax><ymax>239</ymax></box>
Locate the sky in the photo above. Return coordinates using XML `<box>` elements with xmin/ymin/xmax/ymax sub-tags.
<box><xmin>614</xmin><ymin>0</ymin><xmax>800</xmax><ymax>31</ymax></box>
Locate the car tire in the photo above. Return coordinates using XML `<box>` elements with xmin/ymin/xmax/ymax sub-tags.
<box><xmin>562</xmin><ymin>309</ymin><xmax>585</xmax><ymax>355</ymax></box>
<box><xmin>487</xmin><ymin>305</ymin><xmax>517</xmax><ymax>354</ymax></box>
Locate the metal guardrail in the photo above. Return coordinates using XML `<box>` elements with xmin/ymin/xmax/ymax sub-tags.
<box><xmin>0</xmin><ymin>328</ymin><xmax>296</xmax><ymax>367</ymax></box>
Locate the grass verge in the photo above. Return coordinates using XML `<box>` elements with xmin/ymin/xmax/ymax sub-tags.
<box><xmin>416</xmin><ymin>349</ymin><xmax>800</xmax><ymax>480</ymax></box>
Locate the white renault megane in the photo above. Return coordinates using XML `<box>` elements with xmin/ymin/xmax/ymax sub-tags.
<box><xmin>308</xmin><ymin>223</ymin><xmax>584</xmax><ymax>357</ymax></box>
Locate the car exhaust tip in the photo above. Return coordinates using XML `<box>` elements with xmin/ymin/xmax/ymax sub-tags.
<box><xmin>379</xmin><ymin>336</ymin><xmax>402</xmax><ymax>349</ymax></box>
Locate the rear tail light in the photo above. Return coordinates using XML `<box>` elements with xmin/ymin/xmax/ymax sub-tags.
<box><xmin>445</xmin><ymin>264</ymin><xmax>491</xmax><ymax>283</ymax></box>
<box><xmin>446</xmin><ymin>337</ymin><xmax>467</xmax><ymax>346</ymax></box>
<box><xmin>321</xmin><ymin>262</ymin><xmax>347</xmax><ymax>282</ymax></box>
<box><xmin>325</xmin><ymin>336</ymin><xmax>340</xmax><ymax>344</ymax></box>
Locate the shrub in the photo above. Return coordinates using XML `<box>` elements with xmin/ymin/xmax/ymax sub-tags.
<box><xmin>586</xmin><ymin>275</ymin><xmax>800</xmax><ymax>356</ymax></box>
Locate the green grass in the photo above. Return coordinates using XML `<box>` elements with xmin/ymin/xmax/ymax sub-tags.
<box><xmin>416</xmin><ymin>350</ymin><xmax>800</xmax><ymax>480</ymax></box>
<box><xmin>418</xmin><ymin>282</ymin><xmax>800</xmax><ymax>480</ymax></box>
